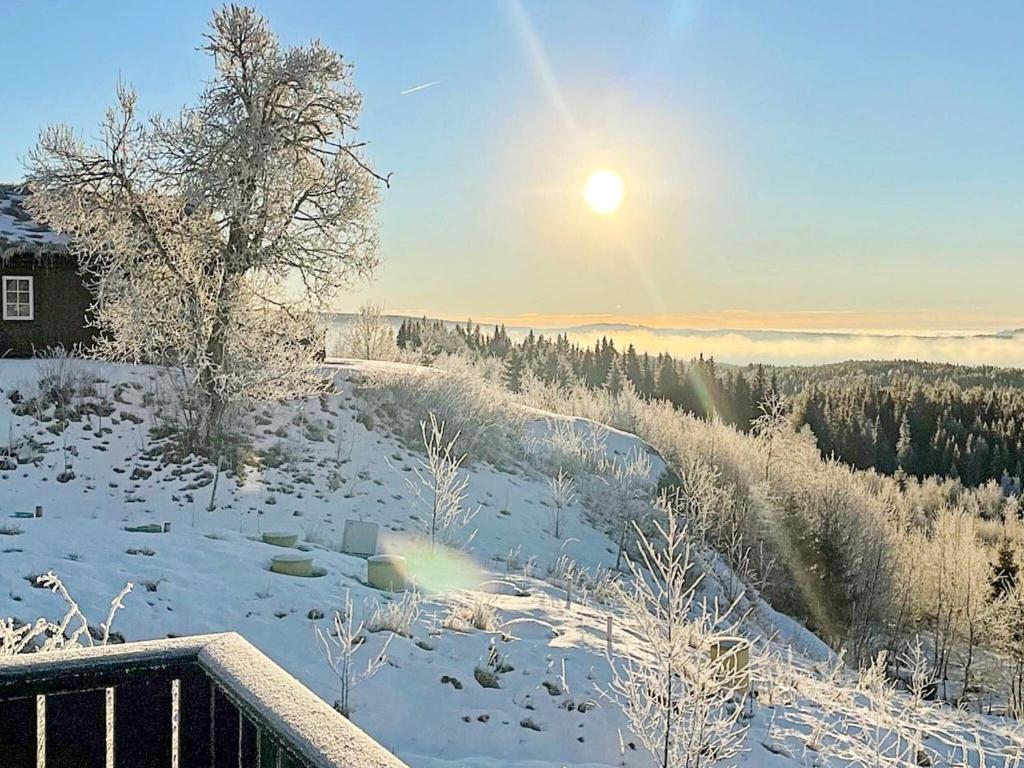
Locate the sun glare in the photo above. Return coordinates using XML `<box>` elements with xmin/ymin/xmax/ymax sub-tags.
<box><xmin>582</xmin><ymin>168</ymin><xmax>625</xmax><ymax>215</ymax></box>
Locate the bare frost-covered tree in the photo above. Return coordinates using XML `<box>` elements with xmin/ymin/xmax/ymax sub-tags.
<box><xmin>607</xmin><ymin>492</ymin><xmax>747</xmax><ymax>768</ymax></box>
<box><xmin>26</xmin><ymin>5</ymin><xmax>382</xmax><ymax>449</ymax></box>
<box><xmin>336</xmin><ymin>303</ymin><xmax>397</xmax><ymax>360</ymax></box>
<box><xmin>751</xmin><ymin>391</ymin><xmax>789</xmax><ymax>484</ymax></box>
<box><xmin>548</xmin><ymin>469</ymin><xmax>575</xmax><ymax>539</ymax></box>
<box><xmin>606</xmin><ymin>448</ymin><xmax>654</xmax><ymax>570</ymax></box>
<box><xmin>315</xmin><ymin>591</ymin><xmax>390</xmax><ymax>717</ymax></box>
<box><xmin>407</xmin><ymin>413</ymin><xmax>479</xmax><ymax>550</ymax></box>
<box><xmin>992</xmin><ymin>577</ymin><xmax>1024</xmax><ymax>718</ymax></box>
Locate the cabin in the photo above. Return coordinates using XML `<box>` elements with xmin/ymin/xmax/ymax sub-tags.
<box><xmin>0</xmin><ymin>184</ymin><xmax>94</xmax><ymax>357</ymax></box>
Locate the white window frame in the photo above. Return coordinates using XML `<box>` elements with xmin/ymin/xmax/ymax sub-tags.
<box><xmin>2</xmin><ymin>275</ymin><xmax>34</xmax><ymax>321</ymax></box>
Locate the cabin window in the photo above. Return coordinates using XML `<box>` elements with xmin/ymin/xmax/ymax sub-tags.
<box><xmin>2</xmin><ymin>275</ymin><xmax>34</xmax><ymax>320</ymax></box>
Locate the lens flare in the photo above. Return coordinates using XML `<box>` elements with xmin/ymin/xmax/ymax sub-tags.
<box><xmin>382</xmin><ymin>538</ymin><xmax>484</xmax><ymax>594</ymax></box>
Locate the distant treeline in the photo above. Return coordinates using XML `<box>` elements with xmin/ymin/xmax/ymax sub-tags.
<box><xmin>396</xmin><ymin>317</ymin><xmax>774</xmax><ymax>429</ymax></box>
<box><xmin>396</xmin><ymin>318</ymin><xmax>1024</xmax><ymax>489</ymax></box>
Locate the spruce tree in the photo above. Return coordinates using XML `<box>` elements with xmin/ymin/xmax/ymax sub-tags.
<box><xmin>605</xmin><ymin>358</ymin><xmax>625</xmax><ymax>395</ymax></box>
<box><xmin>993</xmin><ymin>538</ymin><xmax>1019</xmax><ymax>600</ymax></box>
<box><xmin>502</xmin><ymin>348</ymin><xmax>524</xmax><ymax>393</ymax></box>
<box><xmin>896</xmin><ymin>414</ymin><xmax>915</xmax><ymax>474</ymax></box>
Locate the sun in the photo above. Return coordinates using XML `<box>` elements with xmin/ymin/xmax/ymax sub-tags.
<box><xmin>582</xmin><ymin>168</ymin><xmax>625</xmax><ymax>215</ymax></box>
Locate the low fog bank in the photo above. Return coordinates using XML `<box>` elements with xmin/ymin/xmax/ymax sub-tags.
<box><xmin>555</xmin><ymin>326</ymin><xmax>1024</xmax><ymax>367</ymax></box>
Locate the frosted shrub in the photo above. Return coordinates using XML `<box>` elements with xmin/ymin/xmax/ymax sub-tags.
<box><xmin>520</xmin><ymin>373</ymin><xmax>645</xmax><ymax>433</ymax></box>
<box><xmin>605</xmin><ymin>492</ymin><xmax>747</xmax><ymax>768</ymax></box>
<box><xmin>534</xmin><ymin>419</ymin><xmax>609</xmax><ymax>477</ymax></box>
<box><xmin>546</xmin><ymin>553</ymin><xmax>585</xmax><ymax>591</ymax></box>
<box><xmin>366</xmin><ymin>590</ymin><xmax>422</xmax><ymax>637</ymax></box>
<box><xmin>600</xmin><ymin>448</ymin><xmax>655</xmax><ymax>570</ymax></box>
<box><xmin>588</xmin><ymin>565</ymin><xmax>621</xmax><ymax>606</ymax></box>
<box><xmin>357</xmin><ymin>357</ymin><xmax>524</xmax><ymax>465</ymax></box>
<box><xmin>2</xmin><ymin>572</ymin><xmax>132</xmax><ymax>656</ymax></box>
<box><xmin>33</xmin><ymin>345</ymin><xmax>88</xmax><ymax>406</ymax></box>
<box><xmin>545</xmin><ymin>555</ymin><xmax>620</xmax><ymax>606</ymax></box>
<box><xmin>443</xmin><ymin>594</ymin><xmax>499</xmax><ymax>632</ymax></box>
<box><xmin>773</xmin><ymin>649</ymin><xmax>1024</xmax><ymax>768</ymax></box>
<box><xmin>898</xmin><ymin>636</ymin><xmax>937</xmax><ymax>712</ymax></box>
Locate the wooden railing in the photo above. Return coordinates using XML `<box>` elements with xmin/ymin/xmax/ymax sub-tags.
<box><xmin>0</xmin><ymin>632</ymin><xmax>406</xmax><ymax>768</ymax></box>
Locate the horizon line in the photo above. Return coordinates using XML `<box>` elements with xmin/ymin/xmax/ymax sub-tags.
<box><xmin>331</xmin><ymin>308</ymin><xmax>1024</xmax><ymax>334</ymax></box>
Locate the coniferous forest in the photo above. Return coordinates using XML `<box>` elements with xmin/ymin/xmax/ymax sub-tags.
<box><xmin>396</xmin><ymin>318</ymin><xmax>1024</xmax><ymax>489</ymax></box>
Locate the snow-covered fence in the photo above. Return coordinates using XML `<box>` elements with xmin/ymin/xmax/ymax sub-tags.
<box><xmin>0</xmin><ymin>632</ymin><xmax>406</xmax><ymax>767</ymax></box>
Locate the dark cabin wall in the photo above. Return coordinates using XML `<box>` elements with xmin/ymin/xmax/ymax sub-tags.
<box><xmin>0</xmin><ymin>256</ymin><xmax>94</xmax><ymax>357</ymax></box>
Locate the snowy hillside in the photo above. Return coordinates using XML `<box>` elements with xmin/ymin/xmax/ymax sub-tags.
<box><xmin>1</xmin><ymin>358</ymin><xmax>1021</xmax><ymax>767</ymax></box>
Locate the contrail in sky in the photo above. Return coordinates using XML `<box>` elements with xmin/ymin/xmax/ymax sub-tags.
<box><xmin>400</xmin><ymin>81</ymin><xmax>439</xmax><ymax>95</ymax></box>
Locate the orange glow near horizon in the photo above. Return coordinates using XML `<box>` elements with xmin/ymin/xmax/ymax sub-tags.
<box><xmin>373</xmin><ymin>309</ymin><xmax>1024</xmax><ymax>333</ymax></box>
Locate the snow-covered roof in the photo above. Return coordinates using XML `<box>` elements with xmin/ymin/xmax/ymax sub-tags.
<box><xmin>0</xmin><ymin>183</ymin><xmax>69</xmax><ymax>261</ymax></box>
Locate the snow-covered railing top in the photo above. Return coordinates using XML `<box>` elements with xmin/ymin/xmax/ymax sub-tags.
<box><xmin>0</xmin><ymin>631</ymin><xmax>407</xmax><ymax>768</ymax></box>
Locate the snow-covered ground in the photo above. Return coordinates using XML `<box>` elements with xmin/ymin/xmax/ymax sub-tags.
<box><xmin>1</xmin><ymin>358</ymin><xmax>1021</xmax><ymax>767</ymax></box>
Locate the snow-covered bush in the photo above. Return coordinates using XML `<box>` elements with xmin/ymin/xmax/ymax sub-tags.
<box><xmin>771</xmin><ymin>647</ymin><xmax>1024</xmax><ymax>767</ymax></box>
<box><xmin>520</xmin><ymin>372</ymin><xmax>647</xmax><ymax>434</ymax></box>
<box><xmin>532</xmin><ymin>420</ymin><xmax>610</xmax><ymax>478</ymax></box>
<box><xmin>2</xmin><ymin>572</ymin><xmax>132</xmax><ymax>656</ymax></box>
<box><xmin>545</xmin><ymin>553</ymin><xmax>586</xmax><ymax>592</ymax></box>
<box><xmin>366</xmin><ymin>590</ymin><xmax>422</xmax><ymax>637</ymax></box>
<box><xmin>443</xmin><ymin>594</ymin><xmax>499</xmax><ymax>632</ymax></box>
<box><xmin>605</xmin><ymin>492</ymin><xmax>747</xmax><ymax>768</ymax></box>
<box><xmin>355</xmin><ymin>357</ymin><xmax>524</xmax><ymax>466</ymax></box>
<box><xmin>596</xmin><ymin>448</ymin><xmax>656</xmax><ymax>570</ymax></box>
<box><xmin>544</xmin><ymin>554</ymin><xmax>620</xmax><ymax>606</ymax></box>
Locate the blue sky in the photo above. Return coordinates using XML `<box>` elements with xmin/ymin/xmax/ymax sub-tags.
<box><xmin>3</xmin><ymin>2</ymin><xmax>1023</xmax><ymax>329</ymax></box>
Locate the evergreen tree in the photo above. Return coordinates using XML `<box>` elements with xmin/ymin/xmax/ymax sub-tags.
<box><xmin>896</xmin><ymin>414</ymin><xmax>916</xmax><ymax>475</ymax></box>
<box><xmin>624</xmin><ymin>344</ymin><xmax>642</xmax><ymax>388</ymax></box>
<box><xmin>605</xmin><ymin>357</ymin><xmax>625</xmax><ymax>395</ymax></box>
<box><xmin>993</xmin><ymin>538</ymin><xmax>1019</xmax><ymax>600</ymax></box>
<box><xmin>502</xmin><ymin>348</ymin><xmax>524</xmax><ymax>393</ymax></box>
<box><xmin>656</xmin><ymin>356</ymin><xmax>680</xmax><ymax>402</ymax></box>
